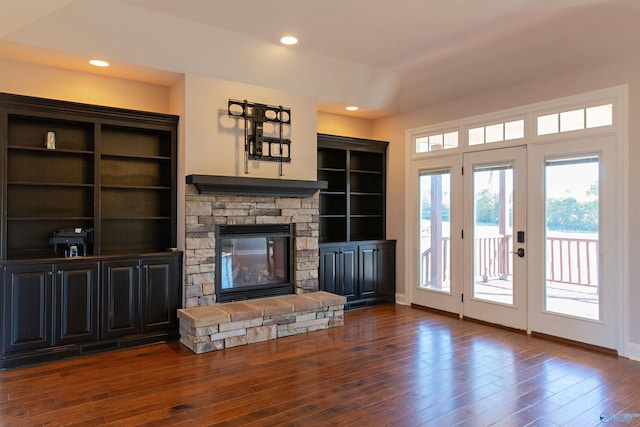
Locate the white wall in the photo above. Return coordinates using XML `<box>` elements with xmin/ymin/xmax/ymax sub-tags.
<box><xmin>372</xmin><ymin>54</ymin><xmax>640</xmax><ymax>353</ymax></box>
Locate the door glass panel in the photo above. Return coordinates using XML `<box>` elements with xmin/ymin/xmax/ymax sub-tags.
<box><xmin>473</xmin><ymin>164</ymin><xmax>514</xmax><ymax>304</ymax></box>
<box><xmin>544</xmin><ymin>156</ymin><xmax>599</xmax><ymax>320</ymax></box>
<box><xmin>419</xmin><ymin>169</ymin><xmax>451</xmax><ymax>292</ymax></box>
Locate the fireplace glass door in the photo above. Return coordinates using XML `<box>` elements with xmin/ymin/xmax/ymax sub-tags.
<box><xmin>220</xmin><ymin>236</ymin><xmax>287</xmax><ymax>289</ymax></box>
<box><xmin>215</xmin><ymin>224</ymin><xmax>293</xmax><ymax>302</ymax></box>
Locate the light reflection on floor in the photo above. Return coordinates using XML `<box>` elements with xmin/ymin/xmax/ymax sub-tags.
<box><xmin>413</xmin><ymin>317</ymin><xmax>606</xmax><ymax>425</ymax></box>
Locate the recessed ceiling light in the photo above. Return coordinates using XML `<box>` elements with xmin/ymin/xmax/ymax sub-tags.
<box><xmin>346</xmin><ymin>106</ymin><xmax>359</xmax><ymax>111</ymax></box>
<box><xmin>89</xmin><ymin>59</ymin><xmax>109</xmax><ymax>67</ymax></box>
<box><xmin>280</xmin><ymin>36</ymin><xmax>298</xmax><ymax>45</ymax></box>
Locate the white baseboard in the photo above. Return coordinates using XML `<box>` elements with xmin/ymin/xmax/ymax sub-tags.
<box><xmin>395</xmin><ymin>293</ymin><xmax>408</xmax><ymax>305</ymax></box>
<box><xmin>627</xmin><ymin>343</ymin><xmax>640</xmax><ymax>361</ymax></box>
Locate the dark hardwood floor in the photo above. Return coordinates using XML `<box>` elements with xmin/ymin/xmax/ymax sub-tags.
<box><xmin>1</xmin><ymin>304</ymin><xmax>639</xmax><ymax>426</ymax></box>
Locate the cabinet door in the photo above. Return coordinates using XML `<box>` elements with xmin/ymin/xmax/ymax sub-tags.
<box><xmin>319</xmin><ymin>245</ymin><xmax>357</xmax><ymax>300</ymax></box>
<box><xmin>319</xmin><ymin>246</ymin><xmax>340</xmax><ymax>294</ymax></box>
<box><xmin>358</xmin><ymin>244</ymin><xmax>379</xmax><ymax>298</ymax></box>
<box><xmin>102</xmin><ymin>259</ymin><xmax>140</xmax><ymax>337</ymax></box>
<box><xmin>55</xmin><ymin>261</ymin><xmax>99</xmax><ymax>345</ymax></box>
<box><xmin>377</xmin><ymin>241</ymin><xmax>396</xmax><ymax>302</ymax></box>
<box><xmin>340</xmin><ymin>245</ymin><xmax>358</xmax><ymax>300</ymax></box>
<box><xmin>2</xmin><ymin>264</ymin><xmax>53</xmax><ymax>353</ymax></box>
<box><xmin>141</xmin><ymin>255</ymin><xmax>180</xmax><ymax>332</ymax></box>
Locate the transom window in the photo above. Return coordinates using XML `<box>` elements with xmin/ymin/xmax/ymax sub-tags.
<box><xmin>468</xmin><ymin>120</ymin><xmax>524</xmax><ymax>146</ymax></box>
<box><xmin>416</xmin><ymin>131</ymin><xmax>458</xmax><ymax>153</ymax></box>
<box><xmin>410</xmin><ymin>89</ymin><xmax>619</xmax><ymax>157</ymax></box>
<box><xmin>537</xmin><ymin>104</ymin><xmax>612</xmax><ymax>136</ymax></box>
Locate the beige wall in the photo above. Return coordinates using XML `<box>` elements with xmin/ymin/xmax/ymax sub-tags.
<box><xmin>0</xmin><ymin>59</ymin><xmax>170</xmax><ymax>112</ymax></box>
<box><xmin>169</xmin><ymin>76</ymin><xmax>187</xmax><ymax>252</ymax></box>
<box><xmin>373</xmin><ymin>55</ymin><xmax>640</xmax><ymax>348</ymax></box>
<box><xmin>317</xmin><ymin>111</ymin><xmax>373</xmax><ymax>140</ymax></box>
<box><xmin>182</xmin><ymin>74</ymin><xmax>317</xmax><ymax>181</ymax></box>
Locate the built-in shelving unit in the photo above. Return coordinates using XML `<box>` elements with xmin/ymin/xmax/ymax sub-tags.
<box><xmin>5</xmin><ymin>115</ymin><xmax>96</xmax><ymax>259</ymax></box>
<box><xmin>0</xmin><ymin>93</ymin><xmax>181</xmax><ymax>368</ymax></box>
<box><xmin>100</xmin><ymin>125</ymin><xmax>175</xmax><ymax>255</ymax></box>
<box><xmin>317</xmin><ymin>134</ymin><xmax>395</xmax><ymax>309</ymax></box>
<box><xmin>317</xmin><ymin>134</ymin><xmax>386</xmax><ymax>243</ymax></box>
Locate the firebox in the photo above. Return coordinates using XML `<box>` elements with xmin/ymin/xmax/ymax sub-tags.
<box><xmin>214</xmin><ymin>224</ymin><xmax>294</xmax><ymax>303</ymax></box>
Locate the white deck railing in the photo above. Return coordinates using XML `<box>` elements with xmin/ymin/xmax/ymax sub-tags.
<box><xmin>421</xmin><ymin>234</ymin><xmax>598</xmax><ymax>288</ymax></box>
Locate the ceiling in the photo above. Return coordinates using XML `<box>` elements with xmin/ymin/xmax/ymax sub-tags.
<box><xmin>1</xmin><ymin>0</ymin><xmax>639</xmax><ymax>118</ymax></box>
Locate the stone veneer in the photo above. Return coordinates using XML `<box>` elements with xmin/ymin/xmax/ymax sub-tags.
<box><xmin>178</xmin><ymin>292</ymin><xmax>346</xmax><ymax>354</ymax></box>
<box><xmin>184</xmin><ymin>184</ymin><xmax>320</xmax><ymax>307</ymax></box>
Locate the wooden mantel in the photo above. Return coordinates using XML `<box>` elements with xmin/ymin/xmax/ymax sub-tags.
<box><xmin>186</xmin><ymin>174</ymin><xmax>327</xmax><ymax>197</ymax></box>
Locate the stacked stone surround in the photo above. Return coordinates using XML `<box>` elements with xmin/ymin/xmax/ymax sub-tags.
<box><xmin>184</xmin><ymin>185</ymin><xmax>320</xmax><ymax>308</ymax></box>
<box><xmin>178</xmin><ymin>292</ymin><xmax>346</xmax><ymax>354</ymax></box>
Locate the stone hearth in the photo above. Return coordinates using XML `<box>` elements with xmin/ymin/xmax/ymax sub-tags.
<box><xmin>184</xmin><ymin>184</ymin><xmax>320</xmax><ymax>307</ymax></box>
<box><xmin>178</xmin><ymin>292</ymin><xmax>346</xmax><ymax>354</ymax></box>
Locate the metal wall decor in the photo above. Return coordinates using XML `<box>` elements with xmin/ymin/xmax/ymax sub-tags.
<box><xmin>228</xmin><ymin>99</ymin><xmax>291</xmax><ymax>175</ymax></box>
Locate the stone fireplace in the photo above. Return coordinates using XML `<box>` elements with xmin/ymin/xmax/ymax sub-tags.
<box><xmin>184</xmin><ymin>175</ymin><xmax>326</xmax><ymax>308</ymax></box>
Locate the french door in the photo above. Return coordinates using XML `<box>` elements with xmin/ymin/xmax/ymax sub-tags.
<box><xmin>462</xmin><ymin>147</ymin><xmax>527</xmax><ymax>330</ymax></box>
<box><xmin>527</xmin><ymin>136</ymin><xmax>618</xmax><ymax>349</ymax></box>
<box><xmin>410</xmin><ymin>155</ymin><xmax>462</xmax><ymax>314</ymax></box>
<box><xmin>410</xmin><ymin>141</ymin><xmax>618</xmax><ymax>349</ymax></box>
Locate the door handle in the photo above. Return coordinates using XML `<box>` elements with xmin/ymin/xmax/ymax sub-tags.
<box><xmin>512</xmin><ymin>248</ymin><xmax>525</xmax><ymax>258</ymax></box>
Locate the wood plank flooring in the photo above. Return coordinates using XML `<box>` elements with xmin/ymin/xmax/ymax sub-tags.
<box><xmin>1</xmin><ymin>304</ymin><xmax>639</xmax><ymax>426</ymax></box>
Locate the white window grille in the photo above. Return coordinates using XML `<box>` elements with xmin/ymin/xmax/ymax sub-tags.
<box><xmin>416</xmin><ymin>131</ymin><xmax>458</xmax><ymax>153</ymax></box>
<box><xmin>537</xmin><ymin>104</ymin><xmax>612</xmax><ymax>136</ymax></box>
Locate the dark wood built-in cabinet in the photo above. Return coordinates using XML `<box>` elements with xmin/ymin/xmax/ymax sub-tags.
<box><xmin>2</xmin><ymin>259</ymin><xmax>99</xmax><ymax>354</ymax></box>
<box><xmin>319</xmin><ymin>243</ymin><xmax>358</xmax><ymax>300</ymax></box>
<box><xmin>317</xmin><ymin>134</ymin><xmax>395</xmax><ymax>309</ymax></box>
<box><xmin>0</xmin><ymin>93</ymin><xmax>181</xmax><ymax>368</ymax></box>
<box><xmin>102</xmin><ymin>255</ymin><xmax>180</xmax><ymax>338</ymax></box>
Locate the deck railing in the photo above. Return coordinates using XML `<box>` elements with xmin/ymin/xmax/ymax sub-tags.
<box><xmin>421</xmin><ymin>234</ymin><xmax>598</xmax><ymax>288</ymax></box>
<box><xmin>475</xmin><ymin>235</ymin><xmax>512</xmax><ymax>282</ymax></box>
<box><xmin>547</xmin><ymin>236</ymin><xmax>598</xmax><ymax>288</ymax></box>
<box><xmin>421</xmin><ymin>237</ymin><xmax>449</xmax><ymax>289</ymax></box>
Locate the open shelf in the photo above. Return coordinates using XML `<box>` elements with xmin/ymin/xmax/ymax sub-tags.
<box><xmin>8</xmin><ymin>115</ymin><xmax>94</xmax><ymax>152</ymax></box>
<box><xmin>350</xmin><ymin>171</ymin><xmax>383</xmax><ymax>194</ymax></box>
<box><xmin>8</xmin><ymin>146</ymin><xmax>93</xmax><ymax>155</ymax></box>
<box><xmin>350</xmin><ymin>217</ymin><xmax>384</xmax><ymax>241</ymax></box>
<box><xmin>350</xmin><ymin>150</ymin><xmax>383</xmax><ymax>172</ymax></box>
<box><xmin>317</xmin><ymin>134</ymin><xmax>388</xmax><ymax>243</ymax></box>
<box><xmin>318</xmin><ymin>147</ymin><xmax>346</xmax><ymax>170</ymax></box>
<box><xmin>317</xmin><ymin>169</ymin><xmax>346</xmax><ymax>192</ymax></box>
<box><xmin>6</xmin><ymin>219</ymin><xmax>95</xmax><ymax>259</ymax></box>
<box><xmin>8</xmin><ymin>149</ymin><xmax>94</xmax><ymax>185</ymax></box>
<box><xmin>7</xmin><ymin>185</ymin><xmax>93</xmax><ymax>218</ymax></box>
<box><xmin>350</xmin><ymin>194</ymin><xmax>384</xmax><ymax>216</ymax></box>
<box><xmin>319</xmin><ymin>193</ymin><xmax>347</xmax><ymax>216</ymax></box>
<box><xmin>100</xmin><ymin>219</ymin><xmax>173</xmax><ymax>254</ymax></box>
<box><xmin>100</xmin><ymin>157</ymin><xmax>171</xmax><ymax>187</ymax></box>
<box><xmin>319</xmin><ymin>216</ymin><xmax>348</xmax><ymax>244</ymax></box>
<box><xmin>101</xmin><ymin>125</ymin><xmax>172</xmax><ymax>157</ymax></box>
<box><xmin>101</xmin><ymin>187</ymin><xmax>172</xmax><ymax>218</ymax></box>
